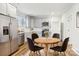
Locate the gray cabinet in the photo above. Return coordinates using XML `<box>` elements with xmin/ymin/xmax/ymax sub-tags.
<box><xmin>18</xmin><ymin>33</ymin><xmax>24</xmax><ymax>46</ymax></box>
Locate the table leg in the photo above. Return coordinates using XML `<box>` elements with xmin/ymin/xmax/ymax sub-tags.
<box><xmin>44</xmin><ymin>44</ymin><xmax>48</xmax><ymax>56</ymax></box>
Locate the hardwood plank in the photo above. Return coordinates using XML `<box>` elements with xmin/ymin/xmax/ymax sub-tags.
<box><xmin>11</xmin><ymin>42</ymin><xmax>78</xmax><ymax>56</ymax></box>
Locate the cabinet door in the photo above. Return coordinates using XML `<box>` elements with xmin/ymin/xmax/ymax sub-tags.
<box><xmin>0</xmin><ymin>3</ymin><xmax>7</xmax><ymax>15</ymax></box>
<box><xmin>7</xmin><ymin>4</ymin><xmax>16</xmax><ymax>18</ymax></box>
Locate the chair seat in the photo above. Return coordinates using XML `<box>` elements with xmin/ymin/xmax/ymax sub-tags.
<box><xmin>34</xmin><ymin>45</ymin><xmax>44</xmax><ymax>51</ymax></box>
<box><xmin>50</xmin><ymin>46</ymin><xmax>62</xmax><ymax>52</ymax></box>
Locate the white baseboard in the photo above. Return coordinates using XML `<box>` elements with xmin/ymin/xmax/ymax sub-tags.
<box><xmin>72</xmin><ymin>48</ymin><xmax>79</xmax><ymax>56</ymax></box>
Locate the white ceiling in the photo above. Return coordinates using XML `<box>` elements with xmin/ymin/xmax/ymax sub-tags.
<box><xmin>13</xmin><ymin>3</ymin><xmax>75</xmax><ymax>17</ymax></box>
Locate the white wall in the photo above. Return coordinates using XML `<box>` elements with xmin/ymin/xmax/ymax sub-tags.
<box><xmin>62</xmin><ymin>4</ymin><xmax>79</xmax><ymax>52</ymax></box>
<box><xmin>49</xmin><ymin>16</ymin><xmax>61</xmax><ymax>37</ymax></box>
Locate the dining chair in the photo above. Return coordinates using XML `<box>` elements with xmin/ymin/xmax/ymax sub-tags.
<box><xmin>32</xmin><ymin>33</ymin><xmax>39</xmax><ymax>41</ymax></box>
<box><xmin>51</xmin><ymin>33</ymin><xmax>60</xmax><ymax>47</ymax></box>
<box><xmin>27</xmin><ymin>38</ymin><xmax>44</xmax><ymax>56</ymax></box>
<box><xmin>52</xmin><ymin>33</ymin><xmax>60</xmax><ymax>39</ymax></box>
<box><xmin>50</xmin><ymin>37</ymin><xmax>69</xmax><ymax>56</ymax></box>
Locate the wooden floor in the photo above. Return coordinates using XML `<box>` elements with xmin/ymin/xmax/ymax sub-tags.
<box><xmin>11</xmin><ymin>42</ymin><xmax>78</xmax><ymax>56</ymax></box>
<box><xmin>12</xmin><ymin>43</ymin><xmax>29</xmax><ymax>56</ymax></box>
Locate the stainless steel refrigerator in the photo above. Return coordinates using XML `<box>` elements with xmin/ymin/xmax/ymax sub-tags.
<box><xmin>0</xmin><ymin>14</ymin><xmax>19</xmax><ymax>56</ymax></box>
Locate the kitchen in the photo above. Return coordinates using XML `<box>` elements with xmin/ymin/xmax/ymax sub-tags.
<box><xmin>0</xmin><ymin>3</ymin><xmax>79</xmax><ymax>56</ymax></box>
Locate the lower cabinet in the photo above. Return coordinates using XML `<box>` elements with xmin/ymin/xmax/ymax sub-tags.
<box><xmin>18</xmin><ymin>33</ymin><xmax>25</xmax><ymax>46</ymax></box>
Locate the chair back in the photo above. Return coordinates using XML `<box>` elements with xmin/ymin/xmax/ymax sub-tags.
<box><xmin>62</xmin><ymin>37</ymin><xmax>69</xmax><ymax>51</ymax></box>
<box><xmin>52</xmin><ymin>33</ymin><xmax>60</xmax><ymax>38</ymax></box>
<box><xmin>27</xmin><ymin>38</ymin><xmax>35</xmax><ymax>51</ymax></box>
<box><xmin>32</xmin><ymin>33</ymin><xmax>39</xmax><ymax>41</ymax></box>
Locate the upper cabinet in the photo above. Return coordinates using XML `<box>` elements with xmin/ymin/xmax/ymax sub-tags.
<box><xmin>0</xmin><ymin>3</ymin><xmax>7</xmax><ymax>15</ymax></box>
<box><xmin>0</xmin><ymin>3</ymin><xmax>17</xmax><ymax>18</ymax></box>
<box><xmin>7</xmin><ymin>4</ymin><xmax>16</xmax><ymax>18</ymax></box>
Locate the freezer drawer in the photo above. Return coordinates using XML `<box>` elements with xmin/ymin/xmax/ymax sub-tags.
<box><xmin>0</xmin><ymin>41</ymin><xmax>10</xmax><ymax>56</ymax></box>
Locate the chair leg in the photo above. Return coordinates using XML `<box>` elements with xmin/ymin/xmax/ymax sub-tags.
<box><xmin>59</xmin><ymin>52</ymin><xmax>64</xmax><ymax>56</ymax></box>
<box><xmin>34</xmin><ymin>52</ymin><xmax>36</xmax><ymax>56</ymax></box>
<box><xmin>59</xmin><ymin>52</ymin><xmax>61</xmax><ymax>56</ymax></box>
<box><xmin>63</xmin><ymin>52</ymin><xmax>66</xmax><ymax>56</ymax></box>
<box><xmin>32</xmin><ymin>51</ymin><xmax>41</xmax><ymax>56</ymax></box>
<box><xmin>38</xmin><ymin>51</ymin><xmax>41</xmax><ymax>56</ymax></box>
<box><xmin>29</xmin><ymin>51</ymin><xmax>32</xmax><ymax>56</ymax></box>
<box><xmin>36</xmin><ymin>51</ymin><xmax>39</xmax><ymax>56</ymax></box>
<box><xmin>53</xmin><ymin>51</ymin><xmax>58</xmax><ymax>56</ymax></box>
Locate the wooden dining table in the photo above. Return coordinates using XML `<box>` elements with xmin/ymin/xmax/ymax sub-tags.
<box><xmin>34</xmin><ymin>37</ymin><xmax>60</xmax><ymax>56</ymax></box>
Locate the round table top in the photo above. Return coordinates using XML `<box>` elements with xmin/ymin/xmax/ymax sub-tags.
<box><xmin>34</xmin><ymin>37</ymin><xmax>60</xmax><ymax>44</ymax></box>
